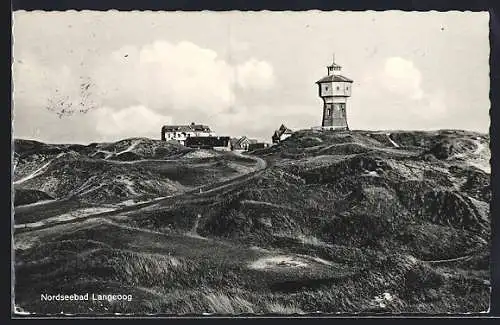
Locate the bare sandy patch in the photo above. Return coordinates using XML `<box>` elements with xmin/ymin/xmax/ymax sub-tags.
<box><xmin>248</xmin><ymin>255</ymin><xmax>309</xmax><ymax>270</ymax></box>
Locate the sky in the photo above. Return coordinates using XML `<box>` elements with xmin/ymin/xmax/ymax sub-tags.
<box><xmin>12</xmin><ymin>10</ymin><xmax>490</xmax><ymax>144</ymax></box>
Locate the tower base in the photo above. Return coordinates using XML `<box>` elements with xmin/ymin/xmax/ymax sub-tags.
<box><xmin>317</xmin><ymin>126</ymin><xmax>349</xmax><ymax>131</ymax></box>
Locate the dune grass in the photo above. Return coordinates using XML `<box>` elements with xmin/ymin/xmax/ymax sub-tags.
<box><xmin>14</xmin><ymin>130</ymin><xmax>490</xmax><ymax>315</ymax></box>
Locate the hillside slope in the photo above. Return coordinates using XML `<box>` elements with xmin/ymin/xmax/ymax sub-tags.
<box><xmin>13</xmin><ymin>130</ymin><xmax>491</xmax><ymax>315</ymax></box>
<box><xmin>13</xmin><ymin>138</ymin><xmax>256</xmax><ymax>206</ymax></box>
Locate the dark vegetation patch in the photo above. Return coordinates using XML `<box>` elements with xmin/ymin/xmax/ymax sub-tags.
<box><xmin>14</xmin><ymin>188</ymin><xmax>54</xmax><ymax>207</ymax></box>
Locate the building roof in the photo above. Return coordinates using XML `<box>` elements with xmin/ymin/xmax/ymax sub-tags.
<box><xmin>162</xmin><ymin>123</ymin><xmax>212</xmax><ymax>133</ymax></box>
<box><xmin>237</xmin><ymin>136</ymin><xmax>249</xmax><ymax>145</ymax></box>
<box><xmin>274</xmin><ymin>124</ymin><xmax>294</xmax><ymax>138</ymax></box>
<box><xmin>238</xmin><ymin>136</ymin><xmax>258</xmax><ymax>144</ymax></box>
<box><xmin>279</xmin><ymin>124</ymin><xmax>293</xmax><ymax>133</ymax></box>
<box><xmin>316</xmin><ymin>75</ymin><xmax>353</xmax><ymax>83</ymax></box>
<box><xmin>230</xmin><ymin>136</ymin><xmax>259</xmax><ymax>149</ymax></box>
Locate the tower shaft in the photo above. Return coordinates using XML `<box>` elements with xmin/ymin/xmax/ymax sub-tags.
<box><xmin>322</xmin><ymin>98</ymin><xmax>348</xmax><ymax>129</ymax></box>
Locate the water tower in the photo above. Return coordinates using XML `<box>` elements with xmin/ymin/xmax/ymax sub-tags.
<box><xmin>315</xmin><ymin>55</ymin><xmax>353</xmax><ymax>130</ymax></box>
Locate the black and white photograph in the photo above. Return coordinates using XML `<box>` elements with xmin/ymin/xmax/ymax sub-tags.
<box><xmin>12</xmin><ymin>9</ymin><xmax>491</xmax><ymax>316</ymax></box>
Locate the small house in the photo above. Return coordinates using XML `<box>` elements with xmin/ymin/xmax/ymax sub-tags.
<box><xmin>272</xmin><ymin>124</ymin><xmax>294</xmax><ymax>144</ymax></box>
<box><xmin>230</xmin><ymin>136</ymin><xmax>258</xmax><ymax>151</ymax></box>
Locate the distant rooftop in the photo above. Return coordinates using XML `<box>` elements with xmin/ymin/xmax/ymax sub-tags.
<box><xmin>162</xmin><ymin>122</ymin><xmax>212</xmax><ymax>133</ymax></box>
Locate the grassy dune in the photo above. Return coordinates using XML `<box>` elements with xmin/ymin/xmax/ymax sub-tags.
<box><xmin>13</xmin><ymin>129</ymin><xmax>491</xmax><ymax>315</ymax></box>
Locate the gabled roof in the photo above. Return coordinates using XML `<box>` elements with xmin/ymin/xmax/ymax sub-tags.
<box><xmin>231</xmin><ymin>137</ymin><xmax>246</xmax><ymax>149</ymax></box>
<box><xmin>162</xmin><ymin>125</ymin><xmax>192</xmax><ymax>133</ymax></box>
<box><xmin>232</xmin><ymin>136</ymin><xmax>259</xmax><ymax>149</ymax></box>
<box><xmin>275</xmin><ymin>124</ymin><xmax>294</xmax><ymax>137</ymax></box>
<box><xmin>316</xmin><ymin>75</ymin><xmax>353</xmax><ymax>83</ymax></box>
<box><xmin>236</xmin><ymin>136</ymin><xmax>249</xmax><ymax>146</ymax></box>
<box><xmin>278</xmin><ymin>124</ymin><xmax>287</xmax><ymax>132</ymax></box>
<box><xmin>279</xmin><ymin>124</ymin><xmax>293</xmax><ymax>132</ymax></box>
<box><xmin>162</xmin><ymin>124</ymin><xmax>212</xmax><ymax>133</ymax></box>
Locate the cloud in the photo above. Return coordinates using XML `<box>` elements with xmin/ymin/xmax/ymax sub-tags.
<box><xmin>351</xmin><ymin>57</ymin><xmax>450</xmax><ymax>130</ymax></box>
<box><xmin>427</xmin><ymin>93</ymin><xmax>448</xmax><ymax>118</ymax></box>
<box><xmin>94</xmin><ymin>105</ymin><xmax>172</xmax><ymax>139</ymax></box>
<box><xmin>382</xmin><ymin>57</ymin><xmax>423</xmax><ymax>100</ymax></box>
<box><xmin>13</xmin><ymin>40</ymin><xmax>276</xmax><ymax>142</ymax></box>
<box><xmin>91</xmin><ymin>41</ymin><xmax>233</xmax><ymax>114</ymax></box>
<box><xmin>379</xmin><ymin>57</ymin><xmax>448</xmax><ymax>120</ymax></box>
<box><xmin>214</xmin><ymin>104</ymin><xmax>318</xmax><ymax>142</ymax></box>
<box><xmin>236</xmin><ymin>59</ymin><xmax>275</xmax><ymax>90</ymax></box>
<box><xmin>91</xmin><ymin>40</ymin><xmax>275</xmax><ymax>114</ymax></box>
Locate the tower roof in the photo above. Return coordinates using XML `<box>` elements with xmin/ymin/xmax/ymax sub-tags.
<box><xmin>316</xmin><ymin>75</ymin><xmax>353</xmax><ymax>83</ymax></box>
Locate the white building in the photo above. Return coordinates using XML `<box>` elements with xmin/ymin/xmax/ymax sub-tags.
<box><xmin>161</xmin><ymin>122</ymin><xmax>214</xmax><ymax>145</ymax></box>
<box><xmin>272</xmin><ymin>124</ymin><xmax>294</xmax><ymax>143</ymax></box>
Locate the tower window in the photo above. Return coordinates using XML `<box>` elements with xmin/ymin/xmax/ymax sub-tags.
<box><xmin>336</xmin><ymin>86</ymin><xmax>340</xmax><ymax>90</ymax></box>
